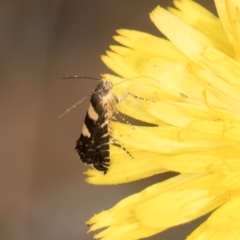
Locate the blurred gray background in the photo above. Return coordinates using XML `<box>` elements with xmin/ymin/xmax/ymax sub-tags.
<box><xmin>0</xmin><ymin>1</ymin><xmax>216</xmax><ymax>240</ymax></box>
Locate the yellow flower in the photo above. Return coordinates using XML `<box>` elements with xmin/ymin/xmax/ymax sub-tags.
<box><xmin>85</xmin><ymin>0</ymin><xmax>240</xmax><ymax>239</ymax></box>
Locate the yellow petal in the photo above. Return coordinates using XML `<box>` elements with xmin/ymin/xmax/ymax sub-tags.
<box><xmin>169</xmin><ymin>0</ymin><xmax>233</xmax><ymax>52</ymax></box>
<box><xmin>87</xmin><ymin>173</ymin><xmax>228</xmax><ymax>239</ymax></box>
<box><xmin>214</xmin><ymin>0</ymin><xmax>240</xmax><ymax>60</ymax></box>
<box><xmin>187</xmin><ymin>195</ymin><xmax>240</xmax><ymax>239</ymax></box>
<box><xmin>150</xmin><ymin>6</ymin><xmax>233</xmax><ymax>60</ymax></box>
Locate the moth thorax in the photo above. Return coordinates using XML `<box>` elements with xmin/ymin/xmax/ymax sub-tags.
<box><xmin>102</xmin><ymin>91</ymin><xmax>117</xmax><ymax>117</ymax></box>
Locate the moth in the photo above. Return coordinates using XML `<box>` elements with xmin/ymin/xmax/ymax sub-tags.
<box><xmin>76</xmin><ymin>80</ymin><xmax>121</xmax><ymax>174</ymax></box>
<box><xmin>60</xmin><ymin>76</ymin><xmax>154</xmax><ymax>174</ymax></box>
<box><xmin>60</xmin><ymin>77</ymin><xmax>133</xmax><ymax>174</ymax></box>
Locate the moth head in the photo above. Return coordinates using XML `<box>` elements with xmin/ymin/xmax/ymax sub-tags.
<box><xmin>100</xmin><ymin>80</ymin><xmax>113</xmax><ymax>95</ymax></box>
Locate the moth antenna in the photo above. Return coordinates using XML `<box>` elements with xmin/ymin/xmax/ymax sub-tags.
<box><xmin>105</xmin><ymin>76</ymin><xmax>160</xmax><ymax>87</ymax></box>
<box><xmin>61</xmin><ymin>76</ymin><xmax>101</xmax><ymax>82</ymax></box>
<box><xmin>59</xmin><ymin>75</ymin><xmax>158</xmax><ymax>119</ymax></box>
<box><xmin>58</xmin><ymin>95</ymin><xmax>91</xmax><ymax>118</ymax></box>
<box><xmin>59</xmin><ymin>76</ymin><xmax>102</xmax><ymax>118</ymax></box>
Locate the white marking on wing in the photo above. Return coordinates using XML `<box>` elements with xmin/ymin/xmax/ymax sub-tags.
<box><xmin>88</xmin><ymin>103</ymin><xmax>99</xmax><ymax>121</ymax></box>
<box><xmin>82</xmin><ymin>123</ymin><xmax>91</xmax><ymax>137</ymax></box>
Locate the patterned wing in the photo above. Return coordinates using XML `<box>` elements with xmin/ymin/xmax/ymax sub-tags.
<box><xmin>75</xmin><ymin>82</ymin><xmax>111</xmax><ymax>173</ymax></box>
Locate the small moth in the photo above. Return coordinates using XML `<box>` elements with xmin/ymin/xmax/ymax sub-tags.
<box><xmin>60</xmin><ymin>76</ymin><xmax>154</xmax><ymax>174</ymax></box>
<box><xmin>76</xmin><ymin>80</ymin><xmax>120</xmax><ymax>174</ymax></box>
<box><xmin>60</xmin><ymin>77</ymin><xmax>133</xmax><ymax>174</ymax></box>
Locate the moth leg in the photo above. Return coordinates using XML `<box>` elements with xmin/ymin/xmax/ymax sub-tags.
<box><xmin>110</xmin><ymin>110</ymin><xmax>134</xmax><ymax>129</ymax></box>
<box><xmin>116</xmin><ymin>92</ymin><xmax>129</xmax><ymax>103</ymax></box>
<box><xmin>115</xmin><ymin>92</ymin><xmax>155</xmax><ymax>128</ymax></box>
<box><xmin>115</xmin><ymin>112</ymin><xmax>134</xmax><ymax>129</ymax></box>
<box><xmin>110</xmin><ymin>138</ymin><xmax>133</xmax><ymax>158</ymax></box>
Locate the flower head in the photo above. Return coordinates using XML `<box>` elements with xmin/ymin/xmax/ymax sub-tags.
<box><xmin>85</xmin><ymin>0</ymin><xmax>240</xmax><ymax>239</ymax></box>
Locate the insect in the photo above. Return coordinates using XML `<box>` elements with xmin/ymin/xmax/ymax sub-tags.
<box><xmin>76</xmin><ymin>80</ymin><xmax>126</xmax><ymax>174</ymax></box>
<box><xmin>60</xmin><ymin>76</ymin><xmax>135</xmax><ymax>174</ymax></box>
<box><xmin>60</xmin><ymin>76</ymin><xmax>154</xmax><ymax>174</ymax></box>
